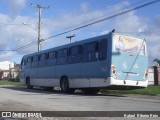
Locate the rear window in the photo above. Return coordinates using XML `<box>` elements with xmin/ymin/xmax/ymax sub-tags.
<box><xmin>114</xmin><ymin>35</ymin><xmax>146</xmax><ymax>55</ymax></box>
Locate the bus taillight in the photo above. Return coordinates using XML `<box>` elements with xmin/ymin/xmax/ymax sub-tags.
<box><xmin>143</xmin><ymin>69</ymin><xmax>148</xmax><ymax>80</ymax></box>
<box><xmin>111</xmin><ymin>65</ymin><xmax>117</xmax><ymax>79</ymax></box>
<box><xmin>145</xmin><ymin>69</ymin><xmax>148</xmax><ymax>77</ymax></box>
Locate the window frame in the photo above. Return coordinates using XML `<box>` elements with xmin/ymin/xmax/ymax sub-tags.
<box><xmin>48</xmin><ymin>51</ymin><xmax>57</xmax><ymax>59</ymax></box>
<box><xmin>32</xmin><ymin>55</ymin><xmax>39</xmax><ymax>62</ymax></box>
<box><xmin>83</xmin><ymin>41</ymin><xmax>99</xmax><ymax>53</ymax></box>
<box><xmin>57</xmin><ymin>48</ymin><xmax>68</xmax><ymax>58</ymax></box>
<box><xmin>27</xmin><ymin>57</ymin><xmax>32</xmax><ymax>63</ymax></box>
<box><xmin>40</xmin><ymin>53</ymin><xmax>48</xmax><ymax>61</ymax></box>
<box><xmin>69</xmin><ymin>45</ymin><xmax>82</xmax><ymax>56</ymax></box>
<box><xmin>99</xmin><ymin>39</ymin><xmax>108</xmax><ymax>60</ymax></box>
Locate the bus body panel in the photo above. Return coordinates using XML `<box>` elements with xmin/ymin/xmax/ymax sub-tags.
<box><xmin>112</xmin><ymin>54</ymin><xmax>148</xmax><ymax>80</ymax></box>
<box><xmin>110</xmin><ymin>33</ymin><xmax>148</xmax><ymax>87</ymax></box>
<box><xmin>20</xmin><ymin>32</ymin><xmax>148</xmax><ymax>89</ymax></box>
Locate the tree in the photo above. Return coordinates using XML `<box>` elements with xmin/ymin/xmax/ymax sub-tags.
<box><xmin>153</xmin><ymin>59</ymin><xmax>160</xmax><ymax>66</ymax></box>
<box><xmin>0</xmin><ymin>70</ymin><xmax>3</xmax><ymax>80</ymax></box>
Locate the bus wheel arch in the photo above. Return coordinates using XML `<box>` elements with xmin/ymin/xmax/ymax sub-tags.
<box><xmin>60</xmin><ymin>76</ymin><xmax>75</xmax><ymax>93</ymax></box>
<box><xmin>26</xmin><ymin>76</ymin><xmax>33</xmax><ymax>89</ymax></box>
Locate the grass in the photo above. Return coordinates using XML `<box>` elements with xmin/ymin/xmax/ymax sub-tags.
<box><xmin>101</xmin><ymin>86</ymin><xmax>160</xmax><ymax>96</ymax></box>
<box><xmin>0</xmin><ymin>80</ymin><xmax>160</xmax><ymax>95</ymax></box>
<box><xmin>0</xmin><ymin>80</ymin><xmax>21</xmax><ymax>86</ymax></box>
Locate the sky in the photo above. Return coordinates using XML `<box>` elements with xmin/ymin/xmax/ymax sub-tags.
<box><xmin>0</xmin><ymin>0</ymin><xmax>159</xmax><ymax>66</ymax></box>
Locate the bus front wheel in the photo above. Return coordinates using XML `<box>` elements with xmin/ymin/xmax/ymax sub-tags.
<box><xmin>26</xmin><ymin>78</ymin><xmax>33</xmax><ymax>89</ymax></box>
<box><xmin>60</xmin><ymin>77</ymin><xmax>74</xmax><ymax>93</ymax></box>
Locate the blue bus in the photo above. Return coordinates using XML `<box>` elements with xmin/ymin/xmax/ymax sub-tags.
<box><xmin>20</xmin><ymin>31</ymin><xmax>148</xmax><ymax>93</ymax></box>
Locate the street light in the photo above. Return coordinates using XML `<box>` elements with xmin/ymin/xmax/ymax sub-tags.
<box><xmin>23</xmin><ymin>22</ymin><xmax>43</xmax><ymax>51</ymax></box>
<box><xmin>66</xmin><ymin>34</ymin><xmax>75</xmax><ymax>44</ymax></box>
<box><xmin>22</xmin><ymin>22</ymin><xmax>38</xmax><ymax>32</ymax></box>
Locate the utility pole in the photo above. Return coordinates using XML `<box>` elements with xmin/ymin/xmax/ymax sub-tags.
<box><xmin>66</xmin><ymin>34</ymin><xmax>75</xmax><ymax>44</ymax></box>
<box><xmin>31</xmin><ymin>4</ymin><xmax>49</xmax><ymax>52</ymax></box>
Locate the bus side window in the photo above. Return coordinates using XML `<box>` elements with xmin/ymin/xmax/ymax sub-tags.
<box><xmin>99</xmin><ymin>39</ymin><xmax>108</xmax><ymax>60</ymax></box>
<box><xmin>83</xmin><ymin>41</ymin><xmax>99</xmax><ymax>62</ymax></box>
<box><xmin>68</xmin><ymin>45</ymin><xmax>82</xmax><ymax>64</ymax></box>
<box><xmin>47</xmin><ymin>51</ymin><xmax>56</xmax><ymax>66</ymax></box>
<box><xmin>21</xmin><ymin>58</ymin><xmax>26</xmax><ymax>70</ymax></box>
<box><xmin>26</xmin><ymin>57</ymin><xmax>32</xmax><ymax>68</ymax></box>
<box><xmin>39</xmin><ymin>53</ymin><xmax>48</xmax><ymax>67</ymax></box>
<box><xmin>57</xmin><ymin>48</ymin><xmax>68</xmax><ymax>65</ymax></box>
<box><xmin>32</xmin><ymin>55</ymin><xmax>39</xmax><ymax>68</ymax></box>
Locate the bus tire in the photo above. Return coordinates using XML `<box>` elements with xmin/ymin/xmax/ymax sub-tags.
<box><xmin>26</xmin><ymin>77</ymin><xmax>33</xmax><ymax>89</ymax></box>
<box><xmin>60</xmin><ymin>77</ymin><xmax>74</xmax><ymax>93</ymax></box>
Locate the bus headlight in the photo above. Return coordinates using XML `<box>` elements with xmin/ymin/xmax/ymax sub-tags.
<box><xmin>111</xmin><ymin>65</ymin><xmax>117</xmax><ymax>79</ymax></box>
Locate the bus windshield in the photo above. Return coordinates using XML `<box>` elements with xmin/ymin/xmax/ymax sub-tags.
<box><xmin>113</xmin><ymin>34</ymin><xmax>146</xmax><ymax>55</ymax></box>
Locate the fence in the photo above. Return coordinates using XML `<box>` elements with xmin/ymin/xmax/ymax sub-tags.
<box><xmin>148</xmin><ymin>66</ymin><xmax>160</xmax><ymax>85</ymax></box>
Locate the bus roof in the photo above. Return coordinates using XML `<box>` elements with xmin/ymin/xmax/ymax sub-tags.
<box><xmin>22</xmin><ymin>31</ymin><xmax>145</xmax><ymax>58</ymax></box>
<box><xmin>113</xmin><ymin>32</ymin><xmax>145</xmax><ymax>40</ymax></box>
<box><xmin>23</xmin><ymin>32</ymin><xmax>112</xmax><ymax>58</ymax></box>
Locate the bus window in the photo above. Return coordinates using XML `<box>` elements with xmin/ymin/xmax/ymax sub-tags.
<box><xmin>33</xmin><ymin>55</ymin><xmax>39</xmax><ymax>61</ymax></box>
<box><xmin>68</xmin><ymin>45</ymin><xmax>82</xmax><ymax>64</ymax></box>
<box><xmin>57</xmin><ymin>50</ymin><xmax>63</xmax><ymax>58</ymax></box>
<box><xmin>39</xmin><ymin>53</ymin><xmax>48</xmax><ymax>67</ymax></box>
<box><xmin>27</xmin><ymin>57</ymin><xmax>32</xmax><ymax>63</ymax></box>
<box><xmin>114</xmin><ymin>35</ymin><xmax>146</xmax><ymax>55</ymax></box>
<box><xmin>21</xmin><ymin>58</ymin><xmax>26</xmax><ymax>70</ymax></box>
<box><xmin>63</xmin><ymin>49</ymin><xmax>68</xmax><ymax>56</ymax></box>
<box><xmin>40</xmin><ymin>53</ymin><xmax>48</xmax><ymax>60</ymax></box>
<box><xmin>57</xmin><ymin>48</ymin><xmax>68</xmax><ymax>65</ymax></box>
<box><xmin>26</xmin><ymin>57</ymin><xmax>32</xmax><ymax>68</ymax></box>
<box><xmin>48</xmin><ymin>51</ymin><xmax>56</xmax><ymax>59</ymax></box>
<box><xmin>32</xmin><ymin>55</ymin><xmax>39</xmax><ymax>68</ymax></box>
<box><xmin>83</xmin><ymin>41</ymin><xmax>99</xmax><ymax>62</ymax></box>
<box><xmin>99</xmin><ymin>39</ymin><xmax>108</xmax><ymax>60</ymax></box>
<box><xmin>47</xmin><ymin>51</ymin><xmax>56</xmax><ymax>66</ymax></box>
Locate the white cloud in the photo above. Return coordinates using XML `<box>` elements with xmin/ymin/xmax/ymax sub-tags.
<box><xmin>113</xmin><ymin>12</ymin><xmax>147</xmax><ymax>33</ymax></box>
<box><xmin>80</xmin><ymin>3</ymin><xmax>89</xmax><ymax>12</ymax></box>
<box><xmin>0</xmin><ymin>0</ymin><xmax>159</xmax><ymax>66</ymax></box>
<box><xmin>6</xmin><ymin>0</ymin><xmax>26</xmax><ymax>18</ymax></box>
<box><xmin>38</xmin><ymin>1</ymin><xmax>160</xmax><ymax>67</ymax></box>
<box><xmin>0</xmin><ymin>52</ymin><xmax>15</xmax><ymax>61</ymax></box>
<box><xmin>0</xmin><ymin>13</ymin><xmax>52</xmax><ymax>63</ymax></box>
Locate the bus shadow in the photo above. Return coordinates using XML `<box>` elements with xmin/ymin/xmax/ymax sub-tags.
<box><xmin>1</xmin><ymin>86</ymin><xmax>126</xmax><ymax>97</ymax></box>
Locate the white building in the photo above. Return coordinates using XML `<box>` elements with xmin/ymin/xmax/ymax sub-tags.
<box><xmin>0</xmin><ymin>61</ymin><xmax>15</xmax><ymax>70</ymax></box>
<box><xmin>0</xmin><ymin>61</ymin><xmax>20</xmax><ymax>80</ymax></box>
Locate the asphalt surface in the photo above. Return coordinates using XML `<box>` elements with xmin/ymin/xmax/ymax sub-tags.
<box><xmin>0</xmin><ymin>85</ymin><xmax>160</xmax><ymax>120</ymax></box>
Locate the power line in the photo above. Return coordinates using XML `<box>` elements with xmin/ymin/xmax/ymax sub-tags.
<box><xmin>42</xmin><ymin>0</ymin><xmax>160</xmax><ymax>41</ymax></box>
<box><xmin>43</xmin><ymin>0</ymin><xmax>144</xmax><ymax>29</ymax></box>
<box><xmin>31</xmin><ymin>4</ymin><xmax>49</xmax><ymax>52</ymax></box>
<box><xmin>41</xmin><ymin>0</ymin><xmax>149</xmax><ymax>39</ymax></box>
<box><xmin>1</xmin><ymin>0</ymin><xmax>159</xmax><ymax>54</ymax></box>
<box><xmin>47</xmin><ymin>0</ymin><xmax>118</xmax><ymax>23</ymax></box>
<box><xmin>0</xmin><ymin>23</ymin><xmax>24</xmax><ymax>25</ymax></box>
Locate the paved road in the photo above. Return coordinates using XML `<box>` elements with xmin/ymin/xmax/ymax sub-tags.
<box><xmin>0</xmin><ymin>85</ymin><xmax>160</xmax><ymax>120</ymax></box>
<box><xmin>0</xmin><ymin>85</ymin><xmax>160</xmax><ymax>111</ymax></box>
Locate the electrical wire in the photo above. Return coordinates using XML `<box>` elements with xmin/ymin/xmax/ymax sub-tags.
<box><xmin>43</xmin><ymin>0</ymin><xmax>160</xmax><ymax>41</ymax></box>
<box><xmin>0</xmin><ymin>0</ymin><xmax>159</xmax><ymax>54</ymax></box>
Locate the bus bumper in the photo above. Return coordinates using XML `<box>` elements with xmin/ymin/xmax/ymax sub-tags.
<box><xmin>110</xmin><ymin>77</ymin><xmax>148</xmax><ymax>87</ymax></box>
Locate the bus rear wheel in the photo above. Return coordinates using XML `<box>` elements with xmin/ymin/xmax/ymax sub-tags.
<box><xmin>60</xmin><ymin>77</ymin><xmax>75</xmax><ymax>93</ymax></box>
<box><xmin>26</xmin><ymin>78</ymin><xmax>33</xmax><ymax>89</ymax></box>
